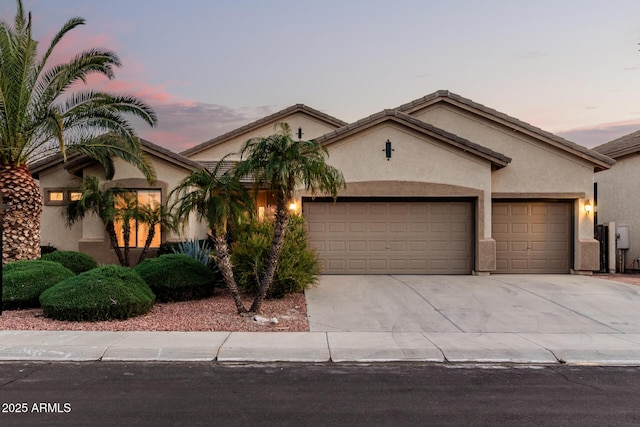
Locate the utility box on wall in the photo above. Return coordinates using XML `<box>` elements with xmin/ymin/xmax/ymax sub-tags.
<box><xmin>617</xmin><ymin>225</ymin><xmax>630</xmax><ymax>250</ymax></box>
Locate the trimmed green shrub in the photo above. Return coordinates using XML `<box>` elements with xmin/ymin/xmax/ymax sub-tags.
<box><xmin>231</xmin><ymin>214</ymin><xmax>320</xmax><ymax>298</ymax></box>
<box><xmin>134</xmin><ymin>254</ymin><xmax>219</xmax><ymax>302</ymax></box>
<box><xmin>40</xmin><ymin>251</ymin><xmax>99</xmax><ymax>274</ymax></box>
<box><xmin>39</xmin><ymin>265</ymin><xmax>155</xmax><ymax>321</ymax></box>
<box><xmin>2</xmin><ymin>260</ymin><xmax>75</xmax><ymax>310</ymax></box>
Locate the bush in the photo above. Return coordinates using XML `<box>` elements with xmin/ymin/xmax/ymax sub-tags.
<box><xmin>39</xmin><ymin>265</ymin><xmax>155</xmax><ymax>321</ymax></box>
<box><xmin>40</xmin><ymin>251</ymin><xmax>99</xmax><ymax>274</ymax></box>
<box><xmin>231</xmin><ymin>214</ymin><xmax>320</xmax><ymax>298</ymax></box>
<box><xmin>2</xmin><ymin>260</ymin><xmax>75</xmax><ymax>310</ymax></box>
<box><xmin>133</xmin><ymin>254</ymin><xmax>219</xmax><ymax>302</ymax></box>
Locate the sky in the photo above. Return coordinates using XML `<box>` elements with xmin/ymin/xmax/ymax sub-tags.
<box><xmin>7</xmin><ymin>0</ymin><xmax>640</xmax><ymax>152</ymax></box>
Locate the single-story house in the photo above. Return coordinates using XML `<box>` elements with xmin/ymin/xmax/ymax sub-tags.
<box><xmin>593</xmin><ymin>131</ymin><xmax>640</xmax><ymax>271</ymax></box>
<box><xmin>34</xmin><ymin>90</ymin><xmax>614</xmax><ymax>274</ymax></box>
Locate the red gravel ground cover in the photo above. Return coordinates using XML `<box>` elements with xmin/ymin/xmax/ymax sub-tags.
<box><xmin>0</xmin><ymin>289</ymin><xmax>309</xmax><ymax>332</ymax></box>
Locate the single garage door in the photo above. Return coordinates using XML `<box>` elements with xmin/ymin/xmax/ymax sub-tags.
<box><xmin>304</xmin><ymin>200</ymin><xmax>473</xmax><ymax>274</ymax></box>
<box><xmin>492</xmin><ymin>201</ymin><xmax>572</xmax><ymax>274</ymax></box>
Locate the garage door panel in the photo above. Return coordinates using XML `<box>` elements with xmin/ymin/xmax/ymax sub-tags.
<box><xmin>493</xmin><ymin>201</ymin><xmax>571</xmax><ymax>274</ymax></box>
<box><xmin>305</xmin><ymin>200</ymin><xmax>473</xmax><ymax>274</ymax></box>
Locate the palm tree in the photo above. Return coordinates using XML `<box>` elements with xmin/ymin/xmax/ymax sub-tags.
<box><xmin>0</xmin><ymin>1</ymin><xmax>157</xmax><ymax>263</ymax></box>
<box><xmin>136</xmin><ymin>202</ymin><xmax>176</xmax><ymax>265</ymax></box>
<box><xmin>170</xmin><ymin>160</ymin><xmax>255</xmax><ymax>314</ymax></box>
<box><xmin>236</xmin><ymin>123</ymin><xmax>345</xmax><ymax>313</ymax></box>
<box><xmin>63</xmin><ymin>176</ymin><xmax>125</xmax><ymax>266</ymax></box>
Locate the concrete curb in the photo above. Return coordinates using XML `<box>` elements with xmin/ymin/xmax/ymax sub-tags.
<box><xmin>2</xmin><ymin>330</ymin><xmax>640</xmax><ymax>365</ymax></box>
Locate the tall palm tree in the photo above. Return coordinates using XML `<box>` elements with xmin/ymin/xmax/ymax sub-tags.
<box><xmin>236</xmin><ymin>123</ymin><xmax>345</xmax><ymax>313</ymax></box>
<box><xmin>170</xmin><ymin>160</ymin><xmax>255</xmax><ymax>314</ymax></box>
<box><xmin>0</xmin><ymin>0</ymin><xmax>157</xmax><ymax>263</ymax></box>
<box><xmin>63</xmin><ymin>176</ymin><xmax>125</xmax><ymax>266</ymax></box>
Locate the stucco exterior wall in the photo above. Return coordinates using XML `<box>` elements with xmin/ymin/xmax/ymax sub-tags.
<box><xmin>38</xmin><ymin>166</ymin><xmax>83</xmax><ymax>251</ymax></box>
<box><xmin>595</xmin><ymin>154</ymin><xmax>640</xmax><ymax>265</ymax></box>
<box><xmin>188</xmin><ymin>112</ymin><xmax>339</xmax><ymax>161</ymax></box>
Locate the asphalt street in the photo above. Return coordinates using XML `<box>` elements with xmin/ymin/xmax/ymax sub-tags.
<box><xmin>1</xmin><ymin>362</ymin><xmax>639</xmax><ymax>426</ymax></box>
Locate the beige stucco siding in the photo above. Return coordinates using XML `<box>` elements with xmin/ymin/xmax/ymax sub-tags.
<box><xmin>412</xmin><ymin>106</ymin><xmax>595</xmax><ymax>194</ymax></box>
<box><xmin>323</xmin><ymin>124</ymin><xmax>492</xmax><ymax>191</ymax></box>
<box><xmin>38</xmin><ymin>167</ymin><xmax>83</xmax><ymax>251</ymax></box>
<box><xmin>188</xmin><ymin>112</ymin><xmax>339</xmax><ymax>161</ymax></box>
<box><xmin>596</xmin><ymin>155</ymin><xmax>640</xmax><ymax>263</ymax></box>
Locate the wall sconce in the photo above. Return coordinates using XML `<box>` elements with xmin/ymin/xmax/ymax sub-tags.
<box><xmin>288</xmin><ymin>202</ymin><xmax>297</xmax><ymax>211</ymax></box>
<box><xmin>382</xmin><ymin>139</ymin><xmax>394</xmax><ymax>161</ymax></box>
<box><xmin>584</xmin><ymin>200</ymin><xmax>593</xmax><ymax>215</ymax></box>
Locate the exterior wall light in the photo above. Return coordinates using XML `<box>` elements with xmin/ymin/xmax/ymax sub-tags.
<box><xmin>584</xmin><ymin>200</ymin><xmax>593</xmax><ymax>214</ymax></box>
<box><xmin>288</xmin><ymin>202</ymin><xmax>297</xmax><ymax>211</ymax></box>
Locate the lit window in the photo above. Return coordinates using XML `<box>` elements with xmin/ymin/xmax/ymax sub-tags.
<box><xmin>48</xmin><ymin>191</ymin><xmax>64</xmax><ymax>202</ymax></box>
<box><xmin>69</xmin><ymin>192</ymin><xmax>82</xmax><ymax>201</ymax></box>
<box><xmin>113</xmin><ymin>189</ymin><xmax>162</xmax><ymax>249</ymax></box>
<box><xmin>45</xmin><ymin>189</ymin><xmax>80</xmax><ymax>205</ymax></box>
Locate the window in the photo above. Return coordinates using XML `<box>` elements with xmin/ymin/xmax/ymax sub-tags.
<box><xmin>113</xmin><ymin>189</ymin><xmax>162</xmax><ymax>248</ymax></box>
<box><xmin>45</xmin><ymin>188</ymin><xmax>81</xmax><ymax>206</ymax></box>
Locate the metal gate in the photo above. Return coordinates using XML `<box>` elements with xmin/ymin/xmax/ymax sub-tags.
<box><xmin>595</xmin><ymin>224</ymin><xmax>609</xmax><ymax>273</ymax></box>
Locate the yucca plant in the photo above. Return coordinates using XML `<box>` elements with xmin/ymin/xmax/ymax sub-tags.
<box><xmin>172</xmin><ymin>239</ymin><xmax>212</xmax><ymax>267</ymax></box>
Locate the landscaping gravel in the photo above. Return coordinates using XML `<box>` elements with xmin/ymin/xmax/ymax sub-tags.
<box><xmin>0</xmin><ymin>289</ymin><xmax>309</xmax><ymax>332</ymax></box>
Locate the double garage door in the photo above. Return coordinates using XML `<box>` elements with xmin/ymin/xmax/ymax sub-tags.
<box><xmin>305</xmin><ymin>199</ymin><xmax>572</xmax><ymax>275</ymax></box>
<box><xmin>304</xmin><ymin>200</ymin><xmax>473</xmax><ymax>274</ymax></box>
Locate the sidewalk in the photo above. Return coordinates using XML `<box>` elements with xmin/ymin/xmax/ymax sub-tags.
<box><xmin>3</xmin><ymin>330</ymin><xmax>640</xmax><ymax>365</ymax></box>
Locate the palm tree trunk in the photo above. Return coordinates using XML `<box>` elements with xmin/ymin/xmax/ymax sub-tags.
<box><xmin>0</xmin><ymin>165</ymin><xmax>43</xmax><ymax>264</ymax></box>
<box><xmin>122</xmin><ymin>223</ymin><xmax>131</xmax><ymax>267</ymax></box>
<box><xmin>250</xmin><ymin>202</ymin><xmax>288</xmax><ymax>313</ymax></box>
<box><xmin>212</xmin><ymin>230</ymin><xmax>248</xmax><ymax>314</ymax></box>
<box><xmin>137</xmin><ymin>227</ymin><xmax>155</xmax><ymax>265</ymax></box>
<box><xmin>105</xmin><ymin>221</ymin><xmax>126</xmax><ymax>266</ymax></box>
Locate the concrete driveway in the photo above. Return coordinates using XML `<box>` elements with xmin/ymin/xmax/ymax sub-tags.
<box><xmin>305</xmin><ymin>275</ymin><xmax>640</xmax><ymax>334</ymax></box>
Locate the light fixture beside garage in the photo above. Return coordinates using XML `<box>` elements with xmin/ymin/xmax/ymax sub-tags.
<box><xmin>383</xmin><ymin>139</ymin><xmax>394</xmax><ymax>160</ymax></box>
<box><xmin>584</xmin><ymin>199</ymin><xmax>593</xmax><ymax>215</ymax></box>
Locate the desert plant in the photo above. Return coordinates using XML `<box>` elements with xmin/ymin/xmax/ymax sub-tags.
<box><xmin>231</xmin><ymin>215</ymin><xmax>320</xmax><ymax>298</ymax></box>
<box><xmin>134</xmin><ymin>254</ymin><xmax>219</xmax><ymax>302</ymax></box>
<box><xmin>2</xmin><ymin>260</ymin><xmax>75</xmax><ymax>310</ymax></box>
<box><xmin>235</xmin><ymin>123</ymin><xmax>345</xmax><ymax>312</ymax></box>
<box><xmin>39</xmin><ymin>265</ymin><xmax>155</xmax><ymax>321</ymax></box>
<box><xmin>172</xmin><ymin>239</ymin><xmax>212</xmax><ymax>267</ymax></box>
<box><xmin>169</xmin><ymin>157</ymin><xmax>254</xmax><ymax>313</ymax></box>
<box><xmin>40</xmin><ymin>251</ymin><xmax>99</xmax><ymax>274</ymax></box>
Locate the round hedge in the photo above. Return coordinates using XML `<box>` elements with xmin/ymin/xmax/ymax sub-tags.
<box><xmin>39</xmin><ymin>265</ymin><xmax>155</xmax><ymax>321</ymax></box>
<box><xmin>2</xmin><ymin>260</ymin><xmax>76</xmax><ymax>310</ymax></box>
<box><xmin>40</xmin><ymin>251</ymin><xmax>99</xmax><ymax>274</ymax></box>
<box><xmin>133</xmin><ymin>254</ymin><xmax>218</xmax><ymax>302</ymax></box>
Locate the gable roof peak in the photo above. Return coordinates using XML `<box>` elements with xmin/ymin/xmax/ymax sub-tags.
<box><xmin>180</xmin><ymin>103</ymin><xmax>346</xmax><ymax>157</ymax></box>
<box><xmin>395</xmin><ymin>90</ymin><xmax>614</xmax><ymax>170</ymax></box>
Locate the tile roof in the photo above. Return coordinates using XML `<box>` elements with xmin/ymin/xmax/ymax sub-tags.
<box><xmin>592</xmin><ymin>130</ymin><xmax>640</xmax><ymax>159</ymax></box>
<box><xmin>396</xmin><ymin>90</ymin><xmax>614</xmax><ymax>170</ymax></box>
<box><xmin>30</xmin><ymin>138</ymin><xmax>204</xmax><ymax>179</ymax></box>
<box><xmin>314</xmin><ymin>109</ymin><xmax>512</xmax><ymax>169</ymax></box>
<box><xmin>180</xmin><ymin>104</ymin><xmax>347</xmax><ymax>157</ymax></box>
